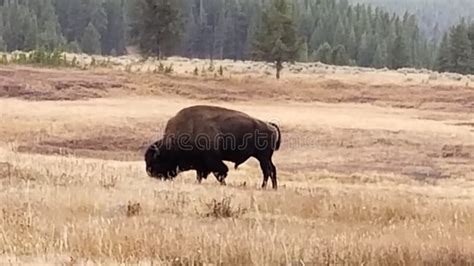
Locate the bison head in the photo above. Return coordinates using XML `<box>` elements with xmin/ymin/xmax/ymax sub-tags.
<box><xmin>145</xmin><ymin>139</ymin><xmax>179</xmax><ymax>180</ymax></box>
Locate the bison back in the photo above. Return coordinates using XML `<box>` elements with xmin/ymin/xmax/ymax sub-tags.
<box><xmin>164</xmin><ymin>106</ymin><xmax>274</xmax><ymax>153</ymax></box>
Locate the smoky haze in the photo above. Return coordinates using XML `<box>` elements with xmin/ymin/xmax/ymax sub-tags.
<box><xmin>350</xmin><ymin>0</ymin><xmax>474</xmax><ymax>41</ymax></box>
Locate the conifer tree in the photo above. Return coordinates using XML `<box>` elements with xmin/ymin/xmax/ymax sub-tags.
<box><xmin>435</xmin><ymin>33</ymin><xmax>451</xmax><ymax>72</ymax></box>
<box><xmin>468</xmin><ymin>23</ymin><xmax>474</xmax><ymax>71</ymax></box>
<box><xmin>252</xmin><ymin>0</ymin><xmax>301</xmax><ymax>79</ymax></box>
<box><xmin>81</xmin><ymin>23</ymin><xmax>102</xmax><ymax>54</ymax></box>
<box><xmin>103</xmin><ymin>0</ymin><xmax>127</xmax><ymax>55</ymax></box>
<box><xmin>449</xmin><ymin>20</ymin><xmax>472</xmax><ymax>74</ymax></box>
<box><xmin>314</xmin><ymin>42</ymin><xmax>332</xmax><ymax>64</ymax></box>
<box><xmin>346</xmin><ymin>25</ymin><xmax>357</xmax><ymax>58</ymax></box>
<box><xmin>332</xmin><ymin>44</ymin><xmax>349</xmax><ymax>65</ymax></box>
<box><xmin>373</xmin><ymin>41</ymin><xmax>388</xmax><ymax>68</ymax></box>
<box><xmin>333</xmin><ymin>18</ymin><xmax>346</xmax><ymax>46</ymax></box>
<box><xmin>357</xmin><ymin>32</ymin><xmax>371</xmax><ymax>66</ymax></box>
<box><xmin>130</xmin><ymin>0</ymin><xmax>182</xmax><ymax>58</ymax></box>
<box><xmin>67</xmin><ymin>41</ymin><xmax>82</xmax><ymax>53</ymax></box>
<box><xmin>390</xmin><ymin>34</ymin><xmax>409</xmax><ymax>69</ymax></box>
<box><xmin>298</xmin><ymin>40</ymin><xmax>309</xmax><ymax>62</ymax></box>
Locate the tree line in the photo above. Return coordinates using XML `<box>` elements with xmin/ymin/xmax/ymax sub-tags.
<box><xmin>130</xmin><ymin>0</ymin><xmax>436</xmax><ymax>72</ymax></box>
<box><xmin>0</xmin><ymin>0</ymin><xmax>127</xmax><ymax>55</ymax></box>
<box><xmin>351</xmin><ymin>0</ymin><xmax>474</xmax><ymax>43</ymax></box>
<box><xmin>436</xmin><ymin>19</ymin><xmax>474</xmax><ymax>75</ymax></box>
<box><xmin>0</xmin><ymin>0</ymin><xmax>472</xmax><ymax>75</ymax></box>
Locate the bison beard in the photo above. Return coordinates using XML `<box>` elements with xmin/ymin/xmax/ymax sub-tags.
<box><xmin>145</xmin><ymin>105</ymin><xmax>281</xmax><ymax>189</ymax></box>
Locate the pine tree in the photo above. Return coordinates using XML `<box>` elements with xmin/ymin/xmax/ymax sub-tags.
<box><xmin>67</xmin><ymin>41</ymin><xmax>82</xmax><ymax>53</ymax></box>
<box><xmin>0</xmin><ymin>36</ymin><xmax>6</xmax><ymax>52</ymax></box>
<box><xmin>357</xmin><ymin>32</ymin><xmax>371</xmax><ymax>67</ymax></box>
<box><xmin>435</xmin><ymin>33</ymin><xmax>451</xmax><ymax>72</ymax></box>
<box><xmin>314</xmin><ymin>42</ymin><xmax>332</xmax><ymax>64</ymax></box>
<box><xmin>35</xmin><ymin>0</ymin><xmax>64</xmax><ymax>51</ymax></box>
<box><xmin>372</xmin><ymin>41</ymin><xmax>388</xmax><ymax>68</ymax></box>
<box><xmin>298</xmin><ymin>40</ymin><xmax>309</xmax><ymax>62</ymax></box>
<box><xmin>333</xmin><ymin>18</ymin><xmax>346</xmax><ymax>46</ymax></box>
<box><xmin>346</xmin><ymin>25</ymin><xmax>357</xmax><ymax>59</ymax></box>
<box><xmin>390</xmin><ymin>34</ymin><xmax>409</xmax><ymax>69</ymax></box>
<box><xmin>81</xmin><ymin>23</ymin><xmax>101</xmax><ymax>54</ymax></box>
<box><xmin>468</xmin><ymin>23</ymin><xmax>474</xmax><ymax>50</ymax></box>
<box><xmin>309</xmin><ymin>23</ymin><xmax>325</xmax><ymax>53</ymax></box>
<box><xmin>39</xmin><ymin>20</ymin><xmax>64</xmax><ymax>51</ymax></box>
<box><xmin>24</xmin><ymin>15</ymin><xmax>39</xmax><ymax>51</ymax></box>
<box><xmin>103</xmin><ymin>0</ymin><xmax>127</xmax><ymax>55</ymax></box>
<box><xmin>449</xmin><ymin>20</ymin><xmax>472</xmax><ymax>74</ymax></box>
<box><xmin>252</xmin><ymin>0</ymin><xmax>301</xmax><ymax>79</ymax></box>
<box><xmin>332</xmin><ymin>44</ymin><xmax>349</xmax><ymax>65</ymax></box>
<box><xmin>468</xmin><ymin>23</ymin><xmax>474</xmax><ymax>71</ymax></box>
<box><xmin>130</xmin><ymin>0</ymin><xmax>182</xmax><ymax>58</ymax></box>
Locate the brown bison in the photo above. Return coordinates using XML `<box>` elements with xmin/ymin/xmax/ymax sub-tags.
<box><xmin>145</xmin><ymin>105</ymin><xmax>281</xmax><ymax>189</ymax></box>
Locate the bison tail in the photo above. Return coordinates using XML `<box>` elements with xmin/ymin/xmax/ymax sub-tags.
<box><xmin>269</xmin><ymin>122</ymin><xmax>281</xmax><ymax>151</ymax></box>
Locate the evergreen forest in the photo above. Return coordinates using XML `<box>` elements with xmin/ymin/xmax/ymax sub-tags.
<box><xmin>0</xmin><ymin>0</ymin><xmax>473</xmax><ymax>74</ymax></box>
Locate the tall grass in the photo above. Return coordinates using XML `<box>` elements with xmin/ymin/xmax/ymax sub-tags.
<box><xmin>0</xmin><ymin>148</ymin><xmax>473</xmax><ymax>264</ymax></box>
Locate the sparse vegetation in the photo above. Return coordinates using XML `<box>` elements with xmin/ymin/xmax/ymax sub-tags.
<box><xmin>0</xmin><ymin>50</ymin><xmax>79</xmax><ymax>68</ymax></box>
<box><xmin>99</xmin><ymin>175</ymin><xmax>119</xmax><ymax>190</ymax></box>
<box><xmin>207</xmin><ymin>61</ymin><xmax>215</xmax><ymax>72</ymax></box>
<box><xmin>126</xmin><ymin>201</ymin><xmax>142</xmax><ymax>217</ymax></box>
<box><xmin>204</xmin><ymin>197</ymin><xmax>247</xmax><ymax>218</ymax></box>
<box><xmin>0</xmin><ymin>63</ymin><xmax>473</xmax><ymax>264</ymax></box>
<box><xmin>218</xmin><ymin>65</ymin><xmax>224</xmax><ymax>76</ymax></box>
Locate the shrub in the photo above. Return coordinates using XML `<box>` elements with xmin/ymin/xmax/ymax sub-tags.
<box><xmin>158</xmin><ymin>62</ymin><xmax>165</xmax><ymax>73</ymax></box>
<box><xmin>204</xmin><ymin>197</ymin><xmax>247</xmax><ymax>219</ymax></box>
<box><xmin>17</xmin><ymin>53</ymin><xmax>28</xmax><ymax>64</ymax></box>
<box><xmin>126</xmin><ymin>201</ymin><xmax>142</xmax><ymax>217</ymax></box>
<box><xmin>164</xmin><ymin>64</ymin><xmax>174</xmax><ymax>74</ymax></box>
<box><xmin>71</xmin><ymin>56</ymin><xmax>78</xmax><ymax>67</ymax></box>
<box><xmin>0</xmin><ymin>54</ymin><xmax>8</xmax><ymax>64</ymax></box>
<box><xmin>208</xmin><ymin>61</ymin><xmax>215</xmax><ymax>72</ymax></box>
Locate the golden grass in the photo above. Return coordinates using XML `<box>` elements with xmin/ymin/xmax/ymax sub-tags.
<box><xmin>1</xmin><ymin>147</ymin><xmax>474</xmax><ymax>265</ymax></box>
<box><xmin>0</xmin><ymin>65</ymin><xmax>473</xmax><ymax>264</ymax></box>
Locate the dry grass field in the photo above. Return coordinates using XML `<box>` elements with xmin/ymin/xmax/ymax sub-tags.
<box><xmin>0</xmin><ymin>59</ymin><xmax>474</xmax><ymax>265</ymax></box>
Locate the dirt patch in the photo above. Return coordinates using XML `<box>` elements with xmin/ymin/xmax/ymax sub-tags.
<box><xmin>17</xmin><ymin>145</ymin><xmax>142</xmax><ymax>161</ymax></box>
<box><xmin>0</xmin><ymin>67</ymin><xmax>127</xmax><ymax>101</ymax></box>
<box><xmin>441</xmin><ymin>145</ymin><xmax>471</xmax><ymax>158</ymax></box>
<box><xmin>453</xmin><ymin>122</ymin><xmax>474</xmax><ymax>127</ymax></box>
<box><xmin>17</xmin><ymin>130</ymin><xmax>154</xmax><ymax>161</ymax></box>
<box><xmin>1</xmin><ymin>66</ymin><xmax>473</xmax><ymax>113</ymax></box>
<box><xmin>133</xmin><ymin>74</ymin><xmax>474</xmax><ymax>113</ymax></box>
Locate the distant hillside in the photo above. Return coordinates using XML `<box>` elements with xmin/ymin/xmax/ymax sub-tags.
<box><xmin>351</xmin><ymin>0</ymin><xmax>474</xmax><ymax>41</ymax></box>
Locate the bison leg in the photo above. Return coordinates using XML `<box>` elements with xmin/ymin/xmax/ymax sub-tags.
<box><xmin>259</xmin><ymin>158</ymin><xmax>278</xmax><ymax>190</ymax></box>
<box><xmin>259</xmin><ymin>160</ymin><xmax>272</xmax><ymax>189</ymax></box>
<box><xmin>213</xmin><ymin>172</ymin><xmax>227</xmax><ymax>185</ymax></box>
<box><xmin>270</xmin><ymin>161</ymin><xmax>277</xmax><ymax>189</ymax></box>
<box><xmin>204</xmin><ymin>157</ymin><xmax>228</xmax><ymax>186</ymax></box>
<box><xmin>196</xmin><ymin>170</ymin><xmax>210</xmax><ymax>184</ymax></box>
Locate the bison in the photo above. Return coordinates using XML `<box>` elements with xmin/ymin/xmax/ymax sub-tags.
<box><xmin>145</xmin><ymin>105</ymin><xmax>281</xmax><ymax>189</ymax></box>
